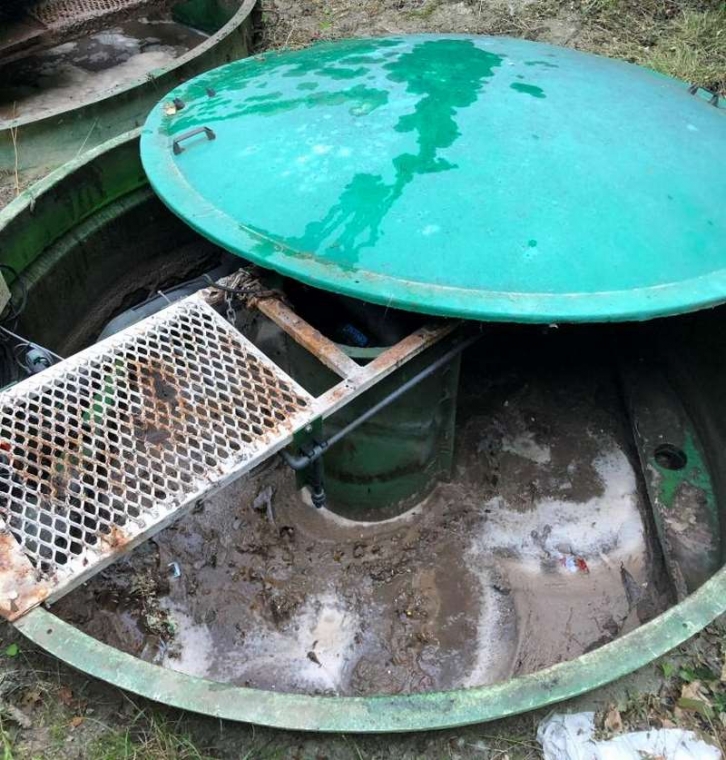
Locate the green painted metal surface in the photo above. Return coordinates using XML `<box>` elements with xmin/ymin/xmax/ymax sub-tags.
<box><xmin>321</xmin><ymin>353</ymin><xmax>459</xmax><ymax>519</ymax></box>
<box><xmin>290</xmin><ymin>340</ymin><xmax>461</xmax><ymax>519</ymax></box>
<box><xmin>5</xmin><ymin>127</ymin><xmax>726</xmax><ymax>733</ymax></box>
<box><xmin>0</xmin><ymin>130</ymin><xmax>221</xmax><ymax>354</ymax></box>
<box><xmin>141</xmin><ymin>35</ymin><xmax>726</xmax><ymax>324</ymax></box>
<box><xmin>16</xmin><ymin>567</ymin><xmax>726</xmax><ymax>732</ymax></box>
<box><xmin>623</xmin><ymin>364</ymin><xmax>721</xmax><ymax>596</ymax></box>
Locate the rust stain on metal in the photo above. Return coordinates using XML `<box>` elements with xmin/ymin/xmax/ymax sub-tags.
<box><xmin>150</xmin><ymin>369</ymin><xmax>178</xmax><ymax>404</ymax></box>
<box><xmin>0</xmin><ymin>290</ymin><xmax>459</xmax><ymax>620</ymax></box>
<box><xmin>314</xmin><ymin>320</ymin><xmax>463</xmax><ymax>418</ymax></box>
<box><xmin>0</xmin><ymin>530</ymin><xmax>49</xmax><ymax>621</ymax></box>
<box><xmin>364</xmin><ymin>321</ymin><xmax>458</xmax><ymax>376</ymax></box>
<box><xmin>100</xmin><ymin>524</ymin><xmax>130</xmax><ymax>551</ymax></box>
<box><xmin>0</xmin><ymin>296</ymin><xmax>319</xmax><ymax>609</ymax></box>
<box><xmin>256</xmin><ymin>298</ymin><xmax>360</xmax><ymax>379</ymax></box>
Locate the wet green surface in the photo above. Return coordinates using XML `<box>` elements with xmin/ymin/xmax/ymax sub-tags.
<box><xmin>656</xmin><ymin>433</ymin><xmax>715</xmax><ymax>509</ymax></box>
<box><xmin>142</xmin><ymin>35</ymin><xmax>726</xmax><ymax>323</ymax></box>
<box><xmin>6</xmin><ymin>126</ymin><xmax>726</xmax><ymax>733</ymax></box>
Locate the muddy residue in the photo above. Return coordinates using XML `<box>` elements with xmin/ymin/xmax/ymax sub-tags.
<box><xmin>53</xmin><ymin>351</ymin><xmax>673</xmax><ymax>696</ymax></box>
<box><xmin>0</xmin><ymin>19</ymin><xmax>207</xmax><ymax>123</ymax></box>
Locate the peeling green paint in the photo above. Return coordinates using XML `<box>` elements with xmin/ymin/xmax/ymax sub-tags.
<box><xmin>656</xmin><ymin>432</ymin><xmax>716</xmax><ymax>509</ymax></box>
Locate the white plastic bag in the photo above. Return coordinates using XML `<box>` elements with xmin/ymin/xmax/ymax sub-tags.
<box><xmin>537</xmin><ymin>712</ymin><xmax>721</xmax><ymax>760</ymax></box>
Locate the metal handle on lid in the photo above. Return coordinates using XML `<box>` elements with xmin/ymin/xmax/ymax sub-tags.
<box><xmin>172</xmin><ymin>127</ymin><xmax>216</xmax><ymax>155</ymax></box>
<box><xmin>687</xmin><ymin>84</ymin><xmax>721</xmax><ymax>108</ymax></box>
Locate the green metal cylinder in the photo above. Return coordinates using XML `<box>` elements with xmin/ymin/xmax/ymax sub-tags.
<box><xmin>320</xmin><ymin>346</ymin><xmax>461</xmax><ymax>521</ymax></box>
<box><xmin>281</xmin><ymin>334</ymin><xmax>460</xmax><ymax>521</ymax></box>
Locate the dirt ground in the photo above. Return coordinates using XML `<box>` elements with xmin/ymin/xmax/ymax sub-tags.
<box><xmin>47</xmin><ymin>343</ymin><xmax>673</xmax><ymax>700</ymax></box>
<box><xmin>2</xmin><ymin>615</ymin><xmax>726</xmax><ymax>759</ymax></box>
<box><xmin>1</xmin><ymin>0</ymin><xmax>726</xmax><ymax>757</ymax></box>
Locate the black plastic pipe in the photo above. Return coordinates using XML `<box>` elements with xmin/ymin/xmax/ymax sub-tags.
<box><xmin>279</xmin><ymin>330</ymin><xmax>480</xmax><ymax>471</ymax></box>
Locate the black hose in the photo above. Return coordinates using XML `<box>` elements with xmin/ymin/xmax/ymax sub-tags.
<box><xmin>0</xmin><ymin>264</ymin><xmax>28</xmax><ymax>328</ymax></box>
<box><xmin>280</xmin><ymin>330</ymin><xmax>480</xmax><ymax>471</ymax></box>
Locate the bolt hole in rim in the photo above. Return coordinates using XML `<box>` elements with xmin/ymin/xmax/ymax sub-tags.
<box><xmin>654</xmin><ymin>444</ymin><xmax>688</xmax><ymax>471</ymax></box>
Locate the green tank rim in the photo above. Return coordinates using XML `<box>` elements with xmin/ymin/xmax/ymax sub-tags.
<box><xmin>4</xmin><ymin>130</ymin><xmax>726</xmax><ymax>732</ymax></box>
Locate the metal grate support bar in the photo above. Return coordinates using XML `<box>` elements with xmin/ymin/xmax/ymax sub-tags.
<box><xmin>0</xmin><ymin>297</ymin><xmax>315</xmax><ymax>620</ymax></box>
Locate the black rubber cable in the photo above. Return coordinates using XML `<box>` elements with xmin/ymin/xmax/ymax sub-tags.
<box><xmin>0</xmin><ymin>264</ymin><xmax>28</xmax><ymax>327</ymax></box>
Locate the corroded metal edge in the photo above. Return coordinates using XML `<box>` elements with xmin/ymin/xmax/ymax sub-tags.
<box><xmin>15</xmin><ymin>564</ymin><xmax>726</xmax><ymax>731</ymax></box>
<box><xmin>0</xmin><ymin>289</ymin><xmax>462</xmax><ymax>620</ymax></box>
<box><xmin>0</xmin><ymin>525</ymin><xmax>49</xmax><ymax>621</ymax></box>
<box><xmin>0</xmin><ymin>296</ymin><xmax>318</xmax><ymax>618</ymax></box>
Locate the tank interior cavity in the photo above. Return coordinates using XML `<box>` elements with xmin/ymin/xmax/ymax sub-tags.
<box><xmin>41</xmin><ymin>267</ymin><xmax>715</xmax><ymax>697</ymax></box>
<box><xmin>0</xmin><ymin>0</ymin><xmax>244</xmax><ymax>123</ymax></box>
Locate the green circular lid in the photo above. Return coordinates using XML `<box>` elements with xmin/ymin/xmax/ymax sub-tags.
<box><xmin>141</xmin><ymin>35</ymin><xmax>726</xmax><ymax>323</ymax></box>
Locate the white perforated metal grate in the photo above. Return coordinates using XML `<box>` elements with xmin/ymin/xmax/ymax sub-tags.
<box><xmin>30</xmin><ymin>0</ymin><xmax>167</xmax><ymax>29</ymax></box>
<box><xmin>0</xmin><ymin>297</ymin><xmax>315</xmax><ymax>619</ymax></box>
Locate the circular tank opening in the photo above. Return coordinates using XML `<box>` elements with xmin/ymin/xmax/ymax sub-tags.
<box><xmin>3</xmin><ymin>134</ymin><xmax>726</xmax><ymax>731</ymax></box>
<box><xmin>47</xmin><ymin>324</ymin><xmax>678</xmax><ymax>696</ymax></box>
<box><xmin>5</xmin><ymin>218</ymin><xmax>700</xmax><ymax>699</ymax></box>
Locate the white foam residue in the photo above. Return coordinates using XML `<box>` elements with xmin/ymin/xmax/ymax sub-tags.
<box><xmin>459</xmin><ymin>573</ymin><xmax>508</xmax><ymax>687</ymax></box>
<box><xmin>222</xmin><ymin>593</ymin><xmax>359</xmax><ymax>692</ymax></box>
<box><xmin>316</xmin><ymin>498</ymin><xmax>421</xmax><ymax>528</ymax></box>
<box><xmin>501</xmin><ymin>430</ymin><xmax>551</xmax><ymax>464</ymax></box>
<box><xmin>160</xmin><ymin>593</ymin><xmax>358</xmax><ymax>691</ymax></box>
<box><xmin>463</xmin><ymin>445</ymin><xmax>645</xmax><ymax>687</ymax></box>
<box><xmin>45</xmin><ymin>42</ymin><xmax>77</xmax><ymax>55</ymax></box>
<box><xmin>10</xmin><ymin>50</ymin><xmax>178</xmax><ymax>120</ymax></box>
<box><xmin>160</xmin><ymin>602</ymin><xmax>214</xmax><ymax>678</ymax></box>
<box><xmin>91</xmin><ymin>31</ymin><xmax>140</xmax><ymax>51</ymax></box>
<box><xmin>479</xmin><ymin>447</ymin><xmax>644</xmax><ymax>567</ymax></box>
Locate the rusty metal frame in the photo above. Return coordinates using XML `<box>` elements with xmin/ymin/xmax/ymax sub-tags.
<box><xmin>312</xmin><ymin>322</ymin><xmax>462</xmax><ymax>420</ymax></box>
<box><xmin>254</xmin><ymin>297</ymin><xmax>462</xmax><ymax>419</ymax></box>
<box><xmin>10</xmin><ymin>279</ymin><xmax>726</xmax><ymax>730</ymax></box>
<box><xmin>0</xmin><ymin>273</ymin><xmax>462</xmax><ymax>621</ymax></box>
<box><xmin>200</xmin><ymin>269</ymin><xmax>462</xmax><ymax>419</ymax></box>
<box><xmin>0</xmin><ymin>530</ymin><xmax>48</xmax><ymax>620</ymax></box>
<box><xmin>0</xmin><ymin>296</ymin><xmax>317</xmax><ymax>620</ymax></box>
<box><xmin>255</xmin><ymin>297</ymin><xmax>361</xmax><ymax>379</ymax></box>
